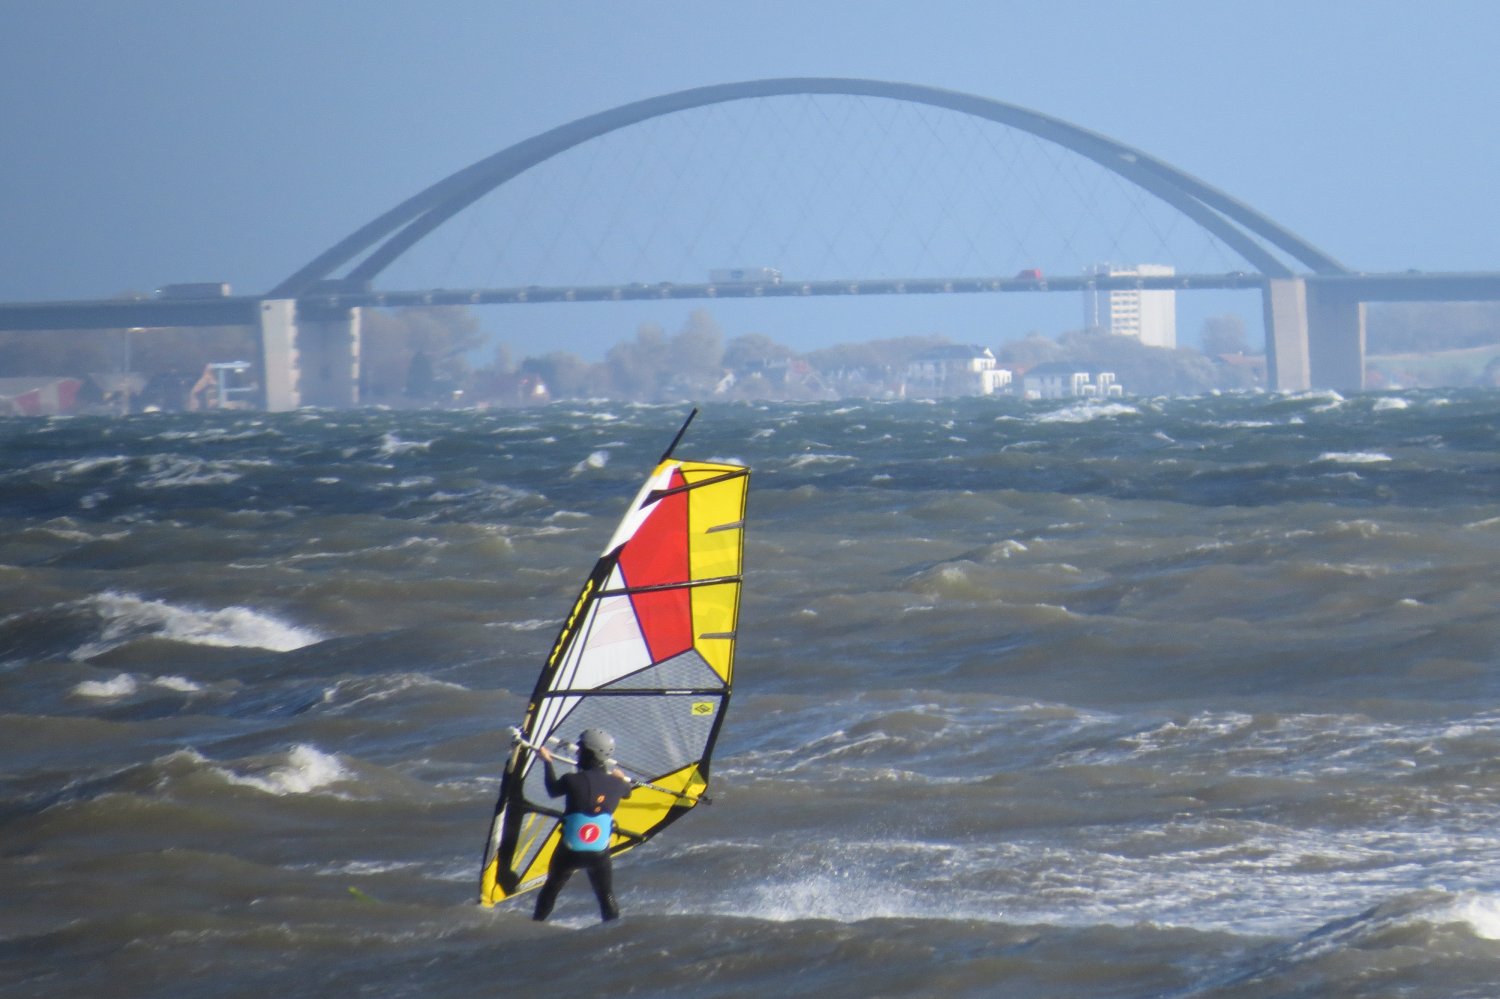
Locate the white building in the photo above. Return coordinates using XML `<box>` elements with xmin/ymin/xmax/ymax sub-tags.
<box><xmin>1084</xmin><ymin>263</ymin><xmax>1177</xmax><ymax>349</ymax></box>
<box><xmin>905</xmin><ymin>345</ymin><xmax>1012</xmax><ymax>396</ymax></box>
<box><xmin>1021</xmin><ymin>362</ymin><xmax>1124</xmax><ymax>400</ymax></box>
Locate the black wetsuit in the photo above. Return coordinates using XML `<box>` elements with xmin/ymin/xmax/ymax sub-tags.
<box><xmin>532</xmin><ymin>758</ymin><xmax>633</xmax><ymax>922</ymax></box>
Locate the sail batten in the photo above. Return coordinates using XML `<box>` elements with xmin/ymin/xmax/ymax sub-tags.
<box><xmin>596</xmin><ymin>574</ymin><xmax>741</xmax><ymax>598</ymax></box>
<box><xmin>644</xmin><ymin>468</ymin><xmax>750</xmax><ymax>504</ymax></box>
<box><xmin>479</xmin><ymin>428</ymin><xmax>749</xmax><ymax>906</ymax></box>
<box><xmin>542</xmin><ymin>687</ymin><xmax>727</xmax><ymax>696</ymax></box>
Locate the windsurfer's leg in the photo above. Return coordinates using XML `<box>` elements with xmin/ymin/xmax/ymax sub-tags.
<box><xmin>584</xmin><ymin>852</ymin><xmax>619</xmax><ymax>922</ymax></box>
<box><xmin>532</xmin><ymin>850</ymin><xmax>576</xmax><ymax>921</ymax></box>
<box><xmin>532</xmin><ymin>873</ymin><xmax>568</xmax><ymax>921</ymax></box>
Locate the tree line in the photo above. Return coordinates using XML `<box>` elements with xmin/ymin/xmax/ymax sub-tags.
<box><xmin>0</xmin><ymin>306</ymin><xmax>1269</xmax><ymax>405</ymax></box>
<box><xmin>2</xmin><ymin>300</ymin><xmax>1494</xmax><ymax>407</ymax></box>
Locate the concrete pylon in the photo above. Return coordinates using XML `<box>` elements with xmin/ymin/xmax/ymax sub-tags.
<box><xmin>1263</xmin><ymin>278</ymin><xmax>1312</xmax><ymax>393</ymax></box>
<box><xmin>259</xmin><ymin>299</ymin><xmax>300</xmax><ymax>412</ymax></box>
<box><xmin>297</xmin><ymin>307</ymin><xmax>362</xmax><ymax>408</ymax></box>
<box><xmin>1306</xmin><ymin>282</ymin><xmax>1366</xmax><ymax>393</ymax></box>
<box><xmin>256</xmin><ymin>299</ymin><xmax>362</xmax><ymax>412</ymax></box>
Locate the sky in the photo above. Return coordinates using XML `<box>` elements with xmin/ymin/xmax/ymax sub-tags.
<box><xmin>4</xmin><ymin>1</ymin><xmax>1500</xmax><ymax>360</ymax></box>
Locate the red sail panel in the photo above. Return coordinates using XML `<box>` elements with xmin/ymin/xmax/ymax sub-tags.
<box><xmin>617</xmin><ymin>469</ymin><xmax>692</xmax><ymax>662</ymax></box>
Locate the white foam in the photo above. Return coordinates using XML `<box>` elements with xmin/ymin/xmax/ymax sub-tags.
<box><xmin>786</xmin><ymin>453</ymin><xmax>856</xmax><ymax>468</ymax></box>
<box><xmin>72</xmin><ymin>673</ymin><xmax>139</xmax><ymax>698</ymax></box>
<box><xmin>34</xmin><ymin>454</ymin><xmax>128</xmax><ymax>480</ymax></box>
<box><xmin>71</xmin><ymin>671</ymin><xmax>206</xmax><ymax>699</ymax></box>
<box><xmin>1034</xmin><ymin>401</ymin><xmax>1140</xmax><ymax>423</ymax></box>
<box><xmin>32</xmin><ymin>523</ymin><xmax>127</xmax><ymax>543</ymax></box>
<box><xmin>1317</xmin><ymin>451</ymin><xmax>1393</xmax><ymax>464</ymax></box>
<box><xmin>386</xmin><ymin>476</ymin><xmax>434</xmax><ymax>490</ymax></box>
<box><xmin>643</xmin><ymin>813</ymin><xmax>1500</xmax><ymax>936</ymax></box>
<box><xmin>377</xmin><ymin>432</ymin><xmax>431</xmax><ymax>457</ymax></box>
<box><xmin>569</xmin><ymin>450</ymin><xmax>610</xmax><ymax>475</ymax></box>
<box><xmin>71</xmin><ymin>591</ymin><xmax>322</xmax><ymax>659</ymax></box>
<box><xmin>72</xmin><ymin>669</ymin><xmax>209</xmax><ymax>698</ymax></box>
<box><xmin>139</xmin><ymin>455</ymin><xmax>272</xmax><ymax>489</ymax></box>
<box><xmin>313</xmin><ymin>859</ymin><xmax>423</xmax><ymax>877</ymax></box>
<box><xmin>1435</xmin><ymin>891</ymin><xmax>1500</xmax><ymax>939</ymax></box>
<box><xmin>739</xmin><ymin>863</ymin><xmax>922</xmax><ymax>923</ymax></box>
<box><xmin>152</xmin><ymin>674</ymin><xmax>203</xmax><ymax>692</ymax></box>
<box><xmin>318</xmin><ymin>673</ymin><xmax>466</xmax><ymax>712</ymax></box>
<box><xmin>1292</xmin><ymin>388</ymin><xmax>1346</xmax><ymax>407</ymax></box>
<box><xmin>490</xmin><ymin>618</ymin><xmax>555</xmax><ymax>632</ymax></box>
<box><xmin>225</xmin><ymin>744</ymin><xmax>351</xmax><ymax>796</ymax></box>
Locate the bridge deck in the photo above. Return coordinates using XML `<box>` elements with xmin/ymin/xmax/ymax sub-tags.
<box><xmin>4</xmin><ymin>271</ymin><xmax>1500</xmax><ymax>331</ymax></box>
<box><xmin>0</xmin><ymin>272</ymin><xmax>1260</xmax><ymax>331</ymax></box>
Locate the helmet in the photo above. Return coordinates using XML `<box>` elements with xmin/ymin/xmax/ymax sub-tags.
<box><xmin>578</xmin><ymin>728</ymin><xmax>615</xmax><ymax>757</ymax></box>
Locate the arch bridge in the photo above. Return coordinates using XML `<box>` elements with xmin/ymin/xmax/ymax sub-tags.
<box><xmin>10</xmin><ymin>78</ymin><xmax>1472</xmax><ymax>408</ymax></box>
<box><xmin>261</xmin><ymin>78</ymin><xmax>1362</xmax><ymax>409</ymax></box>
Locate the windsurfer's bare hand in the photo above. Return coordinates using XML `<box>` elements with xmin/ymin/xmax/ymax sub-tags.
<box><xmin>536</xmin><ymin>745</ymin><xmax>553</xmax><ymax>763</ymax></box>
<box><xmin>611</xmin><ymin>767</ymin><xmax>627</xmax><ymax>781</ymax></box>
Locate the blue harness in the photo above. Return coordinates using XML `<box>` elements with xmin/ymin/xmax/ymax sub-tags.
<box><xmin>561</xmin><ymin>812</ymin><xmax>613</xmax><ymax>852</ymax></box>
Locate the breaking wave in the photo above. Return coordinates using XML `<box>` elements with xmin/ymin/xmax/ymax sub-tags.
<box><xmin>70</xmin><ymin>591</ymin><xmax>323</xmax><ymax>659</ymax></box>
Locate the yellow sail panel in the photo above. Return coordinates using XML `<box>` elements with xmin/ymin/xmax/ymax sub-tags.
<box><xmin>685</xmin><ymin>466</ymin><xmax>747</xmax><ymax>582</ymax></box>
<box><xmin>481</xmin><ymin>810</ymin><xmax>564</xmax><ymax>904</ymax></box>
<box><xmin>684</xmin><ymin>462</ymin><xmax>746</xmax><ymax>682</ymax></box>
<box><xmin>690</xmin><ymin>579</ymin><xmax>741</xmax><ymax>682</ymax></box>
<box><xmin>514</xmin><ymin>826</ymin><xmax>564</xmax><ymax>891</ymax></box>
<box><xmin>613</xmin><ymin>761</ymin><xmax>710</xmax><ymax>841</ymax></box>
<box><xmin>479</xmin><ymin>857</ymin><xmax>501</xmax><ymax>905</ymax></box>
<box><xmin>691</xmin><ymin>525</ymin><xmax>741</xmax><ymax>583</ymax></box>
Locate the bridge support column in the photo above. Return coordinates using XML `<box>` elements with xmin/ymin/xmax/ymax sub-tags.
<box><xmin>256</xmin><ymin>299</ymin><xmax>362</xmax><ymax>412</ymax></box>
<box><xmin>1305</xmin><ymin>282</ymin><xmax>1366</xmax><ymax>393</ymax></box>
<box><xmin>1262</xmin><ymin>278</ymin><xmax>1312</xmax><ymax>392</ymax></box>
<box><xmin>297</xmin><ymin>307</ymin><xmax>362</xmax><ymax>408</ymax></box>
<box><xmin>259</xmin><ymin>299</ymin><xmax>300</xmax><ymax>412</ymax></box>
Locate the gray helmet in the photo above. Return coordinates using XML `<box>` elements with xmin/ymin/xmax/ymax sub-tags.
<box><xmin>578</xmin><ymin>728</ymin><xmax>615</xmax><ymax>757</ymax></box>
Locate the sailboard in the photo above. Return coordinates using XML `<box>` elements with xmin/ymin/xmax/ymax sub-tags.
<box><xmin>479</xmin><ymin>409</ymin><xmax>750</xmax><ymax>906</ymax></box>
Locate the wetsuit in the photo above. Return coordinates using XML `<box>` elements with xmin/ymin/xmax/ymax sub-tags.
<box><xmin>532</xmin><ymin>757</ymin><xmax>633</xmax><ymax>922</ymax></box>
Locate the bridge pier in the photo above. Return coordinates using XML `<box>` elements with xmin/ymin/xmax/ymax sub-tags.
<box><xmin>257</xmin><ymin>299</ymin><xmax>362</xmax><ymax>411</ymax></box>
<box><xmin>298</xmin><ymin>306</ymin><xmax>363</xmax><ymax>408</ymax></box>
<box><xmin>259</xmin><ymin>300</ymin><xmax>300</xmax><ymax>411</ymax></box>
<box><xmin>1262</xmin><ymin>278</ymin><xmax>1367</xmax><ymax>393</ymax></box>
<box><xmin>1263</xmin><ymin>279</ymin><xmax>1312</xmax><ymax>392</ymax></box>
<box><xmin>1306</xmin><ymin>281</ymin><xmax>1366</xmax><ymax>393</ymax></box>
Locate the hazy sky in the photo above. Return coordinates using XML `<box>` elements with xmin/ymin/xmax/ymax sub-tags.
<box><xmin>4</xmin><ymin>1</ymin><xmax>1499</xmax><ymax>358</ymax></box>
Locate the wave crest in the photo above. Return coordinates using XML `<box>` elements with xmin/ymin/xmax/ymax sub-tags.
<box><xmin>70</xmin><ymin>591</ymin><xmax>322</xmax><ymax>659</ymax></box>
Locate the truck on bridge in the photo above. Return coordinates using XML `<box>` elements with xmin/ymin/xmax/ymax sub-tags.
<box><xmin>709</xmin><ymin>267</ymin><xmax>782</xmax><ymax>285</ymax></box>
<box><xmin>156</xmin><ymin>282</ymin><xmax>232</xmax><ymax>299</ymax></box>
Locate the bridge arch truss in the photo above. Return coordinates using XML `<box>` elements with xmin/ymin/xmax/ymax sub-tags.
<box><xmin>272</xmin><ymin>78</ymin><xmax>1348</xmax><ymax>298</ymax></box>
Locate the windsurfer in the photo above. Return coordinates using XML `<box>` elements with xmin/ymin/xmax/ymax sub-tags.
<box><xmin>531</xmin><ymin>729</ymin><xmax>634</xmax><ymax>922</ymax></box>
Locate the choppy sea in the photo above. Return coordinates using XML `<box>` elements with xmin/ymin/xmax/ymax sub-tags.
<box><xmin>6</xmin><ymin>391</ymin><xmax>1500</xmax><ymax>998</ymax></box>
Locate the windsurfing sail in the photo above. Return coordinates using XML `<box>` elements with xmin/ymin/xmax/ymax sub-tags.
<box><xmin>479</xmin><ymin>410</ymin><xmax>749</xmax><ymax>906</ymax></box>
